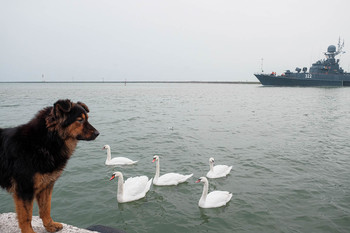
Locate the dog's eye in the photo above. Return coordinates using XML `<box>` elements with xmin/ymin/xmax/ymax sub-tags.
<box><xmin>77</xmin><ymin>117</ymin><xmax>84</xmax><ymax>123</ymax></box>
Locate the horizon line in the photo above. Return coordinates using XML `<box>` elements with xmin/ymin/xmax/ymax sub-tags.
<box><xmin>0</xmin><ymin>80</ymin><xmax>260</xmax><ymax>84</ymax></box>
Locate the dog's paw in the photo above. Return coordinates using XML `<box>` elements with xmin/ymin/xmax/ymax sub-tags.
<box><xmin>21</xmin><ymin>228</ymin><xmax>36</xmax><ymax>233</ymax></box>
<box><xmin>44</xmin><ymin>221</ymin><xmax>63</xmax><ymax>232</ymax></box>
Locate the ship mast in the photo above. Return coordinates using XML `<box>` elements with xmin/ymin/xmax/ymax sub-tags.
<box><xmin>336</xmin><ymin>37</ymin><xmax>345</xmax><ymax>56</ymax></box>
<box><xmin>324</xmin><ymin>38</ymin><xmax>345</xmax><ymax>61</ymax></box>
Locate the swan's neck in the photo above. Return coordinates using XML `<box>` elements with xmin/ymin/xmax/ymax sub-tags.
<box><xmin>200</xmin><ymin>180</ymin><xmax>209</xmax><ymax>203</ymax></box>
<box><xmin>106</xmin><ymin>147</ymin><xmax>112</xmax><ymax>162</ymax></box>
<box><xmin>209</xmin><ymin>162</ymin><xmax>214</xmax><ymax>172</ymax></box>
<box><xmin>154</xmin><ymin>160</ymin><xmax>160</xmax><ymax>181</ymax></box>
<box><xmin>117</xmin><ymin>174</ymin><xmax>124</xmax><ymax>200</ymax></box>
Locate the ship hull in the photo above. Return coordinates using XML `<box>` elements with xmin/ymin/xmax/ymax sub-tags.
<box><xmin>254</xmin><ymin>74</ymin><xmax>350</xmax><ymax>87</ymax></box>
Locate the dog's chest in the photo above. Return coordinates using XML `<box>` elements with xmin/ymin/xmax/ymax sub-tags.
<box><xmin>34</xmin><ymin>171</ymin><xmax>63</xmax><ymax>193</ymax></box>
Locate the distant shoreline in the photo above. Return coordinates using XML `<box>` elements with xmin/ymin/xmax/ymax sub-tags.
<box><xmin>0</xmin><ymin>81</ymin><xmax>260</xmax><ymax>84</ymax></box>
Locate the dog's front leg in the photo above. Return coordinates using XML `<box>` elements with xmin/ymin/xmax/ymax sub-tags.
<box><xmin>14</xmin><ymin>194</ymin><xmax>35</xmax><ymax>233</ymax></box>
<box><xmin>36</xmin><ymin>183</ymin><xmax>63</xmax><ymax>232</ymax></box>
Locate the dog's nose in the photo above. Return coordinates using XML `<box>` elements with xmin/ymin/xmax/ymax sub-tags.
<box><xmin>94</xmin><ymin>130</ymin><xmax>100</xmax><ymax>138</ymax></box>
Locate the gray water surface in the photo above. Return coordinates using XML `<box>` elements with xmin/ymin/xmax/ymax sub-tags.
<box><xmin>0</xmin><ymin>83</ymin><xmax>349</xmax><ymax>233</ymax></box>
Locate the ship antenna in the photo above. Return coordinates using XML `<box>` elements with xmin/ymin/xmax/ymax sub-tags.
<box><xmin>261</xmin><ymin>58</ymin><xmax>264</xmax><ymax>73</ymax></box>
<box><xmin>336</xmin><ymin>37</ymin><xmax>345</xmax><ymax>56</ymax></box>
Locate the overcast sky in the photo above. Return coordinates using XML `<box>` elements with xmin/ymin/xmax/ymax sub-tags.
<box><xmin>1</xmin><ymin>0</ymin><xmax>350</xmax><ymax>82</ymax></box>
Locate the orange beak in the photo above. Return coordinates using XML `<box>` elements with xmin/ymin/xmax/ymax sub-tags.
<box><xmin>110</xmin><ymin>175</ymin><xmax>115</xmax><ymax>181</ymax></box>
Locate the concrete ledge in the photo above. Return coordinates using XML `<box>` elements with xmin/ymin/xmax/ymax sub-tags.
<box><xmin>0</xmin><ymin>213</ymin><xmax>97</xmax><ymax>233</ymax></box>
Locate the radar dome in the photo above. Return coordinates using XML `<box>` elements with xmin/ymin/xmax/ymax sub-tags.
<box><xmin>327</xmin><ymin>45</ymin><xmax>336</xmax><ymax>53</ymax></box>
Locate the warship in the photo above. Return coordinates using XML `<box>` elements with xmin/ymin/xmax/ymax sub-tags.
<box><xmin>255</xmin><ymin>39</ymin><xmax>350</xmax><ymax>86</ymax></box>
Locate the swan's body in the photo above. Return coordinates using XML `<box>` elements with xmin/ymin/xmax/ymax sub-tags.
<box><xmin>103</xmin><ymin>145</ymin><xmax>138</xmax><ymax>165</ymax></box>
<box><xmin>206</xmin><ymin>157</ymin><xmax>232</xmax><ymax>179</ymax></box>
<box><xmin>152</xmin><ymin>155</ymin><xmax>193</xmax><ymax>186</ymax></box>
<box><xmin>196</xmin><ymin>177</ymin><xmax>232</xmax><ymax>208</ymax></box>
<box><xmin>110</xmin><ymin>172</ymin><xmax>152</xmax><ymax>203</ymax></box>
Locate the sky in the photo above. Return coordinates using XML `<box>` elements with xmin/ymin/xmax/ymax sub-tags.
<box><xmin>1</xmin><ymin>0</ymin><xmax>350</xmax><ymax>82</ymax></box>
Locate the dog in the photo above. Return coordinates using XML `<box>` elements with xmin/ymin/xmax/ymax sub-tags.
<box><xmin>0</xmin><ymin>99</ymin><xmax>99</xmax><ymax>233</ymax></box>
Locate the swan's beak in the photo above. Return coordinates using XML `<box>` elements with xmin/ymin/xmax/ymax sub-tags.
<box><xmin>195</xmin><ymin>179</ymin><xmax>201</xmax><ymax>183</ymax></box>
<box><xmin>152</xmin><ymin>158</ymin><xmax>156</xmax><ymax>163</ymax></box>
<box><xmin>110</xmin><ymin>175</ymin><xmax>116</xmax><ymax>181</ymax></box>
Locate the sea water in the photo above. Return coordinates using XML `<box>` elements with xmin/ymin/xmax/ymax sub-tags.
<box><xmin>0</xmin><ymin>83</ymin><xmax>350</xmax><ymax>233</ymax></box>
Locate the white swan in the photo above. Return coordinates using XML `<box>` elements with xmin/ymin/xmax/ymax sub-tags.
<box><xmin>103</xmin><ymin>145</ymin><xmax>138</xmax><ymax>165</ymax></box>
<box><xmin>196</xmin><ymin>177</ymin><xmax>232</xmax><ymax>208</ymax></box>
<box><xmin>206</xmin><ymin>157</ymin><xmax>232</xmax><ymax>179</ymax></box>
<box><xmin>152</xmin><ymin>155</ymin><xmax>193</xmax><ymax>186</ymax></box>
<box><xmin>109</xmin><ymin>171</ymin><xmax>152</xmax><ymax>203</ymax></box>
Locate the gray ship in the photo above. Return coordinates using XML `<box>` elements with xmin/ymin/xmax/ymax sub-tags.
<box><xmin>254</xmin><ymin>39</ymin><xmax>350</xmax><ymax>86</ymax></box>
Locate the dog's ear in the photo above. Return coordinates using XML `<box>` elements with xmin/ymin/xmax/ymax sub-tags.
<box><xmin>54</xmin><ymin>99</ymin><xmax>72</xmax><ymax>117</ymax></box>
<box><xmin>77</xmin><ymin>101</ymin><xmax>90</xmax><ymax>113</ymax></box>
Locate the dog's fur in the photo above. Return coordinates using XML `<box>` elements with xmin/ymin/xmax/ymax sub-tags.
<box><xmin>0</xmin><ymin>99</ymin><xmax>99</xmax><ymax>233</ymax></box>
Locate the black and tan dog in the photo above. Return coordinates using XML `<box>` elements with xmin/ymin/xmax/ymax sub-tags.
<box><xmin>0</xmin><ymin>99</ymin><xmax>99</xmax><ymax>233</ymax></box>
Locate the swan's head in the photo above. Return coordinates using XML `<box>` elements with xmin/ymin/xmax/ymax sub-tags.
<box><xmin>195</xmin><ymin>177</ymin><xmax>208</xmax><ymax>184</ymax></box>
<box><xmin>110</xmin><ymin>171</ymin><xmax>122</xmax><ymax>181</ymax></box>
<box><xmin>103</xmin><ymin>145</ymin><xmax>110</xmax><ymax>150</ymax></box>
<box><xmin>209</xmin><ymin>157</ymin><xmax>215</xmax><ymax>164</ymax></box>
<box><xmin>152</xmin><ymin>155</ymin><xmax>159</xmax><ymax>163</ymax></box>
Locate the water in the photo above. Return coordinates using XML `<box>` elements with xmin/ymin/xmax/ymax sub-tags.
<box><xmin>1</xmin><ymin>83</ymin><xmax>350</xmax><ymax>233</ymax></box>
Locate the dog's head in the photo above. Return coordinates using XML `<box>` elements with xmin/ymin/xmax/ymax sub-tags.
<box><xmin>46</xmin><ymin>99</ymin><xmax>99</xmax><ymax>141</ymax></box>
